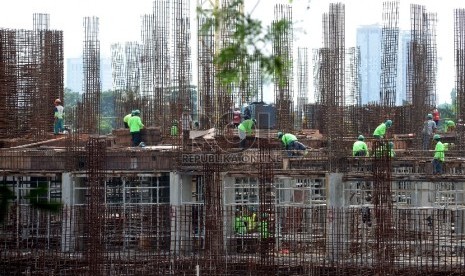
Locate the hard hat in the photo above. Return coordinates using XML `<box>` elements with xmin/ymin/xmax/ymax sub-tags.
<box><xmin>433</xmin><ymin>134</ymin><xmax>441</xmax><ymax>140</ymax></box>
<box><xmin>427</xmin><ymin>114</ymin><xmax>433</xmax><ymax>119</ymax></box>
<box><xmin>172</xmin><ymin>120</ymin><xmax>178</xmax><ymax>125</ymax></box>
<box><xmin>277</xmin><ymin>132</ymin><xmax>283</xmax><ymax>139</ymax></box>
<box><xmin>252</xmin><ymin>119</ymin><xmax>257</xmax><ymax>124</ymax></box>
<box><xmin>133</xmin><ymin>109</ymin><xmax>140</xmax><ymax>115</ymax></box>
<box><xmin>131</xmin><ymin>110</ymin><xmax>136</xmax><ymax>116</ymax></box>
<box><xmin>385</xmin><ymin>120</ymin><xmax>392</xmax><ymax>127</ymax></box>
<box><xmin>389</xmin><ymin>141</ymin><xmax>394</xmax><ymax>148</ymax></box>
<box><xmin>358</xmin><ymin>135</ymin><xmax>365</xmax><ymax>141</ymax></box>
<box><xmin>54</xmin><ymin>98</ymin><xmax>61</xmax><ymax>103</ymax></box>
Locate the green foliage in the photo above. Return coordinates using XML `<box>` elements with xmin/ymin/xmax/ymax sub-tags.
<box><xmin>64</xmin><ymin>88</ymin><xmax>80</xmax><ymax>109</ymax></box>
<box><xmin>25</xmin><ymin>183</ymin><xmax>61</xmax><ymax>213</ymax></box>
<box><xmin>197</xmin><ymin>0</ymin><xmax>292</xmax><ymax>91</ymax></box>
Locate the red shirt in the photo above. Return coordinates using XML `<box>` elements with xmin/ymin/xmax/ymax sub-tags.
<box><xmin>433</xmin><ymin>109</ymin><xmax>440</xmax><ymax>121</ymax></box>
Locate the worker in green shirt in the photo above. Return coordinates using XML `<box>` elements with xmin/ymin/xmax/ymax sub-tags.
<box><xmin>278</xmin><ymin>132</ymin><xmax>308</xmax><ymax>156</ymax></box>
<box><xmin>432</xmin><ymin>134</ymin><xmax>445</xmax><ymax>175</ymax></box>
<box><xmin>128</xmin><ymin>109</ymin><xmax>144</xmax><ymax>147</ymax></box>
<box><xmin>373</xmin><ymin>119</ymin><xmax>392</xmax><ymax>139</ymax></box>
<box><xmin>238</xmin><ymin>118</ymin><xmax>256</xmax><ymax>149</ymax></box>
<box><xmin>353</xmin><ymin>135</ymin><xmax>369</xmax><ymax>156</ymax></box>
<box><xmin>170</xmin><ymin>120</ymin><xmax>179</xmax><ymax>137</ymax></box>
<box><xmin>444</xmin><ymin>120</ymin><xmax>456</xmax><ymax>132</ymax></box>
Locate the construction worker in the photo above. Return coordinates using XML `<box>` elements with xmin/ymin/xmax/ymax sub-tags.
<box><xmin>432</xmin><ymin>134</ymin><xmax>445</xmax><ymax>175</ymax></box>
<box><xmin>373</xmin><ymin>119</ymin><xmax>392</xmax><ymax>139</ymax></box>
<box><xmin>421</xmin><ymin>114</ymin><xmax>437</xmax><ymax>150</ymax></box>
<box><xmin>444</xmin><ymin>120</ymin><xmax>456</xmax><ymax>132</ymax></box>
<box><xmin>352</xmin><ymin>135</ymin><xmax>369</xmax><ymax>156</ymax></box>
<box><xmin>123</xmin><ymin>110</ymin><xmax>134</xmax><ymax>129</ymax></box>
<box><xmin>53</xmin><ymin>98</ymin><xmax>64</xmax><ymax>135</ymax></box>
<box><xmin>238</xmin><ymin>118</ymin><xmax>256</xmax><ymax>149</ymax></box>
<box><xmin>170</xmin><ymin>120</ymin><xmax>179</xmax><ymax>136</ymax></box>
<box><xmin>432</xmin><ymin>107</ymin><xmax>440</xmax><ymax>126</ymax></box>
<box><xmin>128</xmin><ymin>109</ymin><xmax>144</xmax><ymax>147</ymax></box>
<box><xmin>278</xmin><ymin>132</ymin><xmax>308</xmax><ymax>156</ymax></box>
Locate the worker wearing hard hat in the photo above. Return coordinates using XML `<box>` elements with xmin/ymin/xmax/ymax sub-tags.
<box><xmin>432</xmin><ymin>134</ymin><xmax>445</xmax><ymax>175</ymax></box>
<box><xmin>128</xmin><ymin>109</ymin><xmax>144</xmax><ymax>147</ymax></box>
<box><xmin>238</xmin><ymin>118</ymin><xmax>256</xmax><ymax>149</ymax></box>
<box><xmin>278</xmin><ymin>132</ymin><xmax>308</xmax><ymax>156</ymax></box>
<box><xmin>421</xmin><ymin>114</ymin><xmax>437</xmax><ymax>150</ymax></box>
<box><xmin>373</xmin><ymin>119</ymin><xmax>392</xmax><ymax>139</ymax></box>
<box><xmin>444</xmin><ymin>120</ymin><xmax>456</xmax><ymax>132</ymax></box>
<box><xmin>53</xmin><ymin>98</ymin><xmax>64</xmax><ymax>135</ymax></box>
<box><xmin>353</xmin><ymin>135</ymin><xmax>369</xmax><ymax>156</ymax></box>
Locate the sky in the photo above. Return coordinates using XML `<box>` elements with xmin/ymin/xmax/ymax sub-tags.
<box><xmin>1</xmin><ymin>0</ymin><xmax>465</xmax><ymax>103</ymax></box>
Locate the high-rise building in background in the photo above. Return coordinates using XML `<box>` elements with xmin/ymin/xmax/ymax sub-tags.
<box><xmin>398</xmin><ymin>30</ymin><xmax>411</xmax><ymax>106</ymax></box>
<box><xmin>357</xmin><ymin>24</ymin><xmax>382</xmax><ymax>104</ymax></box>
<box><xmin>66</xmin><ymin>57</ymin><xmax>112</xmax><ymax>93</ymax></box>
<box><xmin>357</xmin><ymin>24</ymin><xmax>411</xmax><ymax>106</ymax></box>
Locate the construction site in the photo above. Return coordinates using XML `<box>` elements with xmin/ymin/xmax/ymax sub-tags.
<box><xmin>2</xmin><ymin>0</ymin><xmax>465</xmax><ymax>275</ymax></box>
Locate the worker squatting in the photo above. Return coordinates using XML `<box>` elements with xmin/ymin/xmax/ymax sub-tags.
<box><xmin>181</xmin><ymin>153</ymin><xmax>282</xmax><ymax>164</ymax></box>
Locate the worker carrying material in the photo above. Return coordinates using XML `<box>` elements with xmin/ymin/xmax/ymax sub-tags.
<box><xmin>278</xmin><ymin>132</ymin><xmax>308</xmax><ymax>157</ymax></box>
<box><xmin>123</xmin><ymin>110</ymin><xmax>134</xmax><ymax>129</ymax></box>
<box><xmin>53</xmin><ymin>99</ymin><xmax>64</xmax><ymax>135</ymax></box>
<box><xmin>128</xmin><ymin>109</ymin><xmax>144</xmax><ymax>147</ymax></box>
<box><xmin>352</xmin><ymin>135</ymin><xmax>369</xmax><ymax>156</ymax></box>
<box><xmin>444</xmin><ymin>120</ymin><xmax>456</xmax><ymax>132</ymax></box>
<box><xmin>373</xmin><ymin>119</ymin><xmax>392</xmax><ymax>139</ymax></box>
<box><xmin>421</xmin><ymin>114</ymin><xmax>437</xmax><ymax>150</ymax></box>
<box><xmin>432</xmin><ymin>134</ymin><xmax>445</xmax><ymax>175</ymax></box>
<box><xmin>238</xmin><ymin>118</ymin><xmax>256</xmax><ymax>149</ymax></box>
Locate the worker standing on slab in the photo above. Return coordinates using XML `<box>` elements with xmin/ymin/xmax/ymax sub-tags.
<box><xmin>171</xmin><ymin>120</ymin><xmax>179</xmax><ymax>137</ymax></box>
<box><xmin>238</xmin><ymin>118</ymin><xmax>256</xmax><ymax>149</ymax></box>
<box><xmin>278</xmin><ymin>132</ymin><xmax>308</xmax><ymax>156</ymax></box>
<box><xmin>421</xmin><ymin>114</ymin><xmax>437</xmax><ymax>150</ymax></box>
<box><xmin>53</xmin><ymin>99</ymin><xmax>64</xmax><ymax>135</ymax></box>
<box><xmin>353</xmin><ymin>135</ymin><xmax>369</xmax><ymax>156</ymax></box>
<box><xmin>432</xmin><ymin>134</ymin><xmax>445</xmax><ymax>175</ymax></box>
<box><xmin>373</xmin><ymin>119</ymin><xmax>392</xmax><ymax>139</ymax></box>
<box><xmin>123</xmin><ymin>110</ymin><xmax>134</xmax><ymax>129</ymax></box>
<box><xmin>128</xmin><ymin>109</ymin><xmax>144</xmax><ymax>147</ymax></box>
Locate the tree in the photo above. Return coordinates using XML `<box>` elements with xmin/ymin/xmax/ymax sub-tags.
<box><xmin>197</xmin><ymin>0</ymin><xmax>293</xmax><ymax>90</ymax></box>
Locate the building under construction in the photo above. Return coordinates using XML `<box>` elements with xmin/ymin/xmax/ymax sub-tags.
<box><xmin>1</xmin><ymin>2</ymin><xmax>465</xmax><ymax>275</ymax></box>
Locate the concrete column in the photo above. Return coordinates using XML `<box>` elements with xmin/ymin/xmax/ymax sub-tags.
<box><xmin>412</xmin><ymin>182</ymin><xmax>433</xmax><ymax>207</ymax></box>
<box><xmin>170</xmin><ymin>172</ymin><xmax>194</xmax><ymax>254</ymax></box>
<box><xmin>326</xmin><ymin>173</ymin><xmax>347</xmax><ymax>261</ymax></box>
<box><xmin>61</xmin><ymin>173</ymin><xmax>74</xmax><ymax>252</ymax></box>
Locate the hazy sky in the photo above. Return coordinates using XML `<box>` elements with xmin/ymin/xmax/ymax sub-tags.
<box><xmin>1</xmin><ymin>0</ymin><xmax>465</xmax><ymax>103</ymax></box>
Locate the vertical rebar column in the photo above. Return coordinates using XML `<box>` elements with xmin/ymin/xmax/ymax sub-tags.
<box><xmin>321</xmin><ymin>3</ymin><xmax>345</xmax><ymax>172</ymax></box>
<box><xmin>111</xmin><ymin>43</ymin><xmax>125</xmax><ymax>128</ymax></box>
<box><xmin>172</xmin><ymin>0</ymin><xmax>193</xmax><ymax>137</ymax></box>
<box><xmin>296</xmin><ymin>47</ymin><xmax>308</xmax><ymax>130</ymax></box>
<box><xmin>273</xmin><ymin>4</ymin><xmax>294</xmax><ymax>132</ymax></box>
<box><xmin>257</xmin><ymin>142</ymin><xmax>275</xmax><ymax>273</ymax></box>
<box><xmin>85</xmin><ymin>136</ymin><xmax>106</xmax><ymax>274</ymax></box>
<box><xmin>197</xmin><ymin>12</ymin><xmax>215</xmax><ymax>130</ymax></box>
<box><xmin>380</xmin><ymin>1</ymin><xmax>399</xmax><ymax>107</ymax></box>
<box><xmin>203</xmin><ymin>159</ymin><xmax>224</xmax><ymax>274</ymax></box>
<box><xmin>140</xmin><ymin>14</ymin><xmax>156</xmax><ymax>127</ymax></box>
<box><xmin>345</xmin><ymin>47</ymin><xmax>360</xmax><ymax>135</ymax></box>
<box><xmin>82</xmin><ymin>17</ymin><xmax>101</xmax><ymax>134</ymax></box>
<box><xmin>152</xmin><ymin>0</ymin><xmax>171</xmax><ymax>132</ymax></box>
<box><xmin>32</xmin><ymin>14</ymin><xmax>64</xmax><ymax>139</ymax></box>
<box><xmin>455</xmin><ymin>9</ymin><xmax>465</xmax><ymax>148</ymax></box>
<box><xmin>372</xmin><ymin>140</ymin><xmax>394</xmax><ymax>275</ymax></box>
<box><xmin>408</xmin><ymin>5</ymin><xmax>437</xmax><ymax>148</ymax></box>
